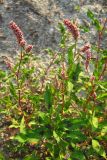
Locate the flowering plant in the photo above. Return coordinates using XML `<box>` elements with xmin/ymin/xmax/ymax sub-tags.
<box><xmin>0</xmin><ymin>10</ymin><xmax>107</xmax><ymax>160</ymax></box>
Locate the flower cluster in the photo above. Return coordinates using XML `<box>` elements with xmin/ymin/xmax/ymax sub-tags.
<box><xmin>92</xmin><ymin>91</ymin><xmax>97</xmax><ymax>100</ymax></box>
<box><xmin>9</xmin><ymin>21</ymin><xmax>25</xmax><ymax>44</ymax></box>
<box><xmin>9</xmin><ymin>21</ymin><xmax>33</xmax><ymax>52</ymax></box>
<box><xmin>81</xmin><ymin>43</ymin><xmax>90</xmax><ymax>52</ymax></box>
<box><xmin>81</xmin><ymin>43</ymin><xmax>92</xmax><ymax>71</ymax></box>
<box><xmin>64</xmin><ymin>19</ymin><xmax>80</xmax><ymax>40</ymax></box>
<box><xmin>26</xmin><ymin>45</ymin><xmax>33</xmax><ymax>53</ymax></box>
<box><xmin>3</xmin><ymin>57</ymin><xmax>13</xmax><ymax>70</ymax></box>
<box><xmin>90</xmin><ymin>75</ymin><xmax>95</xmax><ymax>82</ymax></box>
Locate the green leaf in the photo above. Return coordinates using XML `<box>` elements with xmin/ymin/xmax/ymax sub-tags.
<box><xmin>101</xmin><ymin>126</ymin><xmax>107</xmax><ymax>136</ymax></box>
<box><xmin>67</xmin><ymin>45</ymin><xmax>74</xmax><ymax>65</ymax></box>
<box><xmin>67</xmin><ymin>130</ymin><xmax>87</xmax><ymax>143</ymax></box>
<box><xmin>58</xmin><ymin>22</ymin><xmax>66</xmax><ymax>34</ymax></box>
<box><xmin>9</xmin><ymin>82</ymin><xmax>17</xmax><ymax>98</ymax></box>
<box><xmin>24</xmin><ymin>154</ymin><xmax>36</xmax><ymax>160</ymax></box>
<box><xmin>0</xmin><ymin>152</ymin><xmax>5</xmax><ymax>160</ymax></box>
<box><xmin>71</xmin><ymin>150</ymin><xmax>86</xmax><ymax>160</ymax></box>
<box><xmin>0</xmin><ymin>70</ymin><xmax>6</xmax><ymax>79</ymax></box>
<box><xmin>98</xmin><ymin>84</ymin><xmax>107</xmax><ymax>92</ymax></box>
<box><xmin>92</xmin><ymin>139</ymin><xmax>106</xmax><ymax>159</ymax></box>
<box><xmin>58</xmin><ymin>22</ymin><xmax>66</xmax><ymax>48</ymax></box>
<box><xmin>79</xmin><ymin>25</ymin><xmax>90</xmax><ymax>33</ymax></box>
<box><xmin>97</xmin><ymin>93</ymin><xmax>107</xmax><ymax>100</ymax></box>
<box><xmin>67</xmin><ymin>49</ymin><xmax>82</xmax><ymax>81</ymax></box>
<box><xmin>92</xmin><ymin>18</ymin><xmax>102</xmax><ymax>31</ymax></box>
<box><xmin>87</xmin><ymin>9</ymin><xmax>95</xmax><ymax>20</ymax></box>
<box><xmin>38</xmin><ymin>111</ymin><xmax>46</xmax><ymax>119</ymax></box>
<box><xmin>92</xmin><ymin>116</ymin><xmax>98</xmax><ymax>129</ymax></box>
<box><xmin>44</xmin><ymin>85</ymin><xmax>53</xmax><ymax>108</ymax></box>
<box><xmin>72</xmin><ymin>63</ymin><xmax>82</xmax><ymax>81</ymax></box>
<box><xmin>44</xmin><ymin>48</ymin><xmax>54</xmax><ymax>56</ymax></box>
<box><xmin>53</xmin><ymin>131</ymin><xmax>60</xmax><ymax>143</ymax></box>
<box><xmin>13</xmin><ymin>133</ymin><xmax>27</xmax><ymax>143</ymax></box>
<box><xmin>26</xmin><ymin>129</ymin><xmax>41</xmax><ymax>143</ymax></box>
<box><xmin>20</xmin><ymin>116</ymin><xmax>26</xmax><ymax>134</ymax></box>
<box><xmin>74</xmin><ymin>5</ymin><xmax>80</xmax><ymax>11</ymax></box>
<box><xmin>92</xmin><ymin>139</ymin><xmax>101</xmax><ymax>152</ymax></box>
<box><xmin>9</xmin><ymin>119</ymin><xmax>19</xmax><ymax>128</ymax></box>
<box><xmin>27</xmin><ymin>137</ymin><xmax>39</xmax><ymax>143</ymax></box>
<box><xmin>102</xmin><ymin>50</ymin><xmax>107</xmax><ymax>56</ymax></box>
<box><xmin>87</xmin><ymin>10</ymin><xmax>102</xmax><ymax>31</ymax></box>
<box><xmin>67</xmin><ymin>81</ymin><xmax>73</xmax><ymax>93</ymax></box>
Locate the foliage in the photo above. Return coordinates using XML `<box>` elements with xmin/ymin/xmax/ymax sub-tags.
<box><xmin>0</xmin><ymin>11</ymin><xmax>107</xmax><ymax>160</ymax></box>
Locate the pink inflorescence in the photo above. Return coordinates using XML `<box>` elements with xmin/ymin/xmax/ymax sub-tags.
<box><xmin>9</xmin><ymin>21</ymin><xmax>25</xmax><ymax>44</ymax></box>
<box><xmin>20</xmin><ymin>39</ymin><xmax>26</xmax><ymax>47</ymax></box>
<box><xmin>9</xmin><ymin>21</ymin><xmax>33</xmax><ymax>52</ymax></box>
<box><xmin>64</xmin><ymin>19</ymin><xmax>80</xmax><ymax>40</ymax></box>
<box><xmin>81</xmin><ymin>43</ymin><xmax>92</xmax><ymax>71</ymax></box>
<box><xmin>81</xmin><ymin>43</ymin><xmax>90</xmax><ymax>52</ymax></box>
<box><xmin>92</xmin><ymin>91</ymin><xmax>97</xmax><ymax>100</ymax></box>
<box><xmin>90</xmin><ymin>75</ymin><xmax>95</xmax><ymax>82</ymax></box>
<box><xmin>26</xmin><ymin>45</ymin><xmax>33</xmax><ymax>53</ymax></box>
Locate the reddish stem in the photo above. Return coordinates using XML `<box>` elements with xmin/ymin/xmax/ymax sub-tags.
<box><xmin>40</xmin><ymin>53</ymin><xmax>57</xmax><ymax>92</ymax></box>
<box><xmin>16</xmin><ymin>49</ymin><xmax>23</xmax><ymax>107</ymax></box>
<box><xmin>98</xmin><ymin>59</ymin><xmax>107</xmax><ymax>80</ymax></box>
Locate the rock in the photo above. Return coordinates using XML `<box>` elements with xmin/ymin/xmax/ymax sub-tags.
<box><xmin>0</xmin><ymin>0</ymin><xmax>106</xmax><ymax>59</ymax></box>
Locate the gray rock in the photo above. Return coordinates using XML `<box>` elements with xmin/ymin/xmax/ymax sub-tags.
<box><xmin>0</xmin><ymin>0</ymin><xmax>107</xmax><ymax>59</ymax></box>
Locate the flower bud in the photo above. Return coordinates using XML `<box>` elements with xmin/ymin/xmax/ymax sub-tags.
<box><xmin>85</xmin><ymin>60</ymin><xmax>89</xmax><ymax>71</ymax></box>
<box><xmin>93</xmin><ymin>92</ymin><xmax>97</xmax><ymax>100</ymax></box>
<box><xmin>86</xmin><ymin>50</ymin><xmax>91</xmax><ymax>60</ymax></box>
<box><xmin>81</xmin><ymin>43</ymin><xmax>90</xmax><ymax>52</ymax></box>
<box><xmin>25</xmin><ymin>45</ymin><xmax>33</xmax><ymax>52</ymax></box>
<box><xmin>90</xmin><ymin>75</ymin><xmax>95</xmax><ymax>82</ymax></box>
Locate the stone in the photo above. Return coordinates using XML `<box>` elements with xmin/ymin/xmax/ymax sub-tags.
<box><xmin>0</xmin><ymin>0</ymin><xmax>106</xmax><ymax>59</ymax></box>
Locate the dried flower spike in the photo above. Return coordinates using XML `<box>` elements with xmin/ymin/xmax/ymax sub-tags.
<box><xmin>64</xmin><ymin>19</ymin><xmax>80</xmax><ymax>40</ymax></box>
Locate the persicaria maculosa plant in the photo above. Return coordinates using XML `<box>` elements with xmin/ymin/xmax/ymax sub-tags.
<box><xmin>0</xmin><ymin>10</ymin><xmax>107</xmax><ymax>160</ymax></box>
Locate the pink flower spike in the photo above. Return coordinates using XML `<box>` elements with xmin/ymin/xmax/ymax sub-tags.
<box><xmin>64</xmin><ymin>19</ymin><xmax>80</xmax><ymax>40</ymax></box>
<box><xmin>81</xmin><ymin>43</ymin><xmax>91</xmax><ymax>52</ymax></box>
<box><xmin>9</xmin><ymin>21</ymin><xmax>25</xmax><ymax>44</ymax></box>
<box><xmin>86</xmin><ymin>50</ymin><xmax>92</xmax><ymax>60</ymax></box>
<box><xmin>93</xmin><ymin>92</ymin><xmax>97</xmax><ymax>100</ymax></box>
<box><xmin>85</xmin><ymin>60</ymin><xmax>89</xmax><ymax>71</ymax></box>
<box><xmin>20</xmin><ymin>39</ymin><xmax>26</xmax><ymax>47</ymax></box>
<box><xmin>26</xmin><ymin>45</ymin><xmax>33</xmax><ymax>53</ymax></box>
<box><xmin>90</xmin><ymin>75</ymin><xmax>95</xmax><ymax>82</ymax></box>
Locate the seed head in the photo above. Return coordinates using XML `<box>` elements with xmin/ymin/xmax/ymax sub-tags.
<box><xmin>64</xmin><ymin>19</ymin><xmax>80</xmax><ymax>40</ymax></box>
